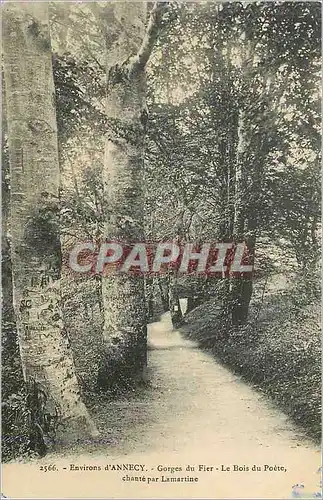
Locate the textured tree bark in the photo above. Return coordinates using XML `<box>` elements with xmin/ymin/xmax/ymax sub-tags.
<box><xmin>231</xmin><ymin>109</ymin><xmax>254</xmax><ymax>326</ymax></box>
<box><xmin>3</xmin><ymin>2</ymin><xmax>98</xmax><ymax>449</ymax></box>
<box><xmin>100</xmin><ymin>2</ymin><xmax>167</xmax><ymax>388</ymax></box>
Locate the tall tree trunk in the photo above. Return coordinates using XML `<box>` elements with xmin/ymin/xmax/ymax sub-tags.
<box><xmin>231</xmin><ymin>65</ymin><xmax>272</xmax><ymax>326</ymax></box>
<box><xmin>215</xmin><ymin>123</ymin><xmax>236</xmax><ymax>322</ymax></box>
<box><xmin>3</xmin><ymin>2</ymin><xmax>98</xmax><ymax>450</ymax></box>
<box><xmin>99</xmin><ymin>2</ymin><xmax>167</xmax><ymax>388</ymax></box>
<box><xmin>2</xmin><ymin>125</ymin><xmax>24</xmax><ymax>399</ymax></box>
<box><xmin>231</xmin><ymin>105</ymin><xmax>257</xmax><ymax>326</ymax></box>
<box><xmin>231</xmin><ymin>108</ymin><xmax>252</xmax><ymax>326</ymax></box>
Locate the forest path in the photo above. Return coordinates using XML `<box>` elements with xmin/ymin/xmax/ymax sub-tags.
<box><xmin>3</xmin><ymin>305</ymin><xmax>321</xmax><ymax>499</ymax></box>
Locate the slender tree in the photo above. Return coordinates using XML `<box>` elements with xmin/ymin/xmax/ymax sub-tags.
<box><xmin>3</xmin><ymin>2</ymin><xmax>98</xmax><ymax>449</ymax></box>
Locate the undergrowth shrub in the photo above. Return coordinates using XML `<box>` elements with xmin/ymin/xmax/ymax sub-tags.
<box><xmin>182</xmin><ymin>283</ymin><xmax>321</xmax><ymax>441</ymax></box>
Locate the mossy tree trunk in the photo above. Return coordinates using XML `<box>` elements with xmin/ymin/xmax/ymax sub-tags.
<box><xmin>3</xmin><ymin>2</ymin><xmax>98</xmax><ymax>451</ymax></box>
<box><xmin>231</xmin><ymin>108</ymin><xmax>252</xmax><ymax>326</ymax></box>
<box><xmin>99</xmin><ymin>2</ymin><xmax>168</xmax><ymax>388</ymax></box>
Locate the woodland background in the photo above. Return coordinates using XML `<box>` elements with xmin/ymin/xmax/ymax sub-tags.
<box><xmin>2</xmin><ymin>1</ymin><xmax>321</xmax><ymax>461</ymax></box>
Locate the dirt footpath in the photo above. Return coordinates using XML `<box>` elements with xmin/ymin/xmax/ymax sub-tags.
<box><xmin>2</xmin><ymin>310</ymin><xmax>321</xmax><ymax>499</ymax></box>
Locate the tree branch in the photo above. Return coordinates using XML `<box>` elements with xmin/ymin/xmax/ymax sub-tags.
<box><xmin>133</xmin><ymin>1</ymin><xmax>170</xmax><ymax>71</ymax></box>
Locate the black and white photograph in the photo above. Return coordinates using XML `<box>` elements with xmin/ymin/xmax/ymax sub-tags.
<box><xmin>1</xmin><ymin>1</ymin><xmax>321</xmax><ymax>498</ymax></box>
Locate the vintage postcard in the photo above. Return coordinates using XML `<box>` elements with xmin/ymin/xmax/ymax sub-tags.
<box><xmin>1</xmin><ymin>1</ymin><xmax>321</xmax><ymax>498</ymax></box>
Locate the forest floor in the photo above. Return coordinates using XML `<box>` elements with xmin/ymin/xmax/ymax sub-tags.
<box><xmin>2</xmin><ymin>305</ymin><xmax>321</xmax><ymax>499</ymax></box>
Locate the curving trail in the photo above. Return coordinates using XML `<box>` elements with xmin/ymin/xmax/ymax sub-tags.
<box><xmin>2</xmin><ymin>305</ymin><xmax>321</xmax><ymax>499</ymax></box>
